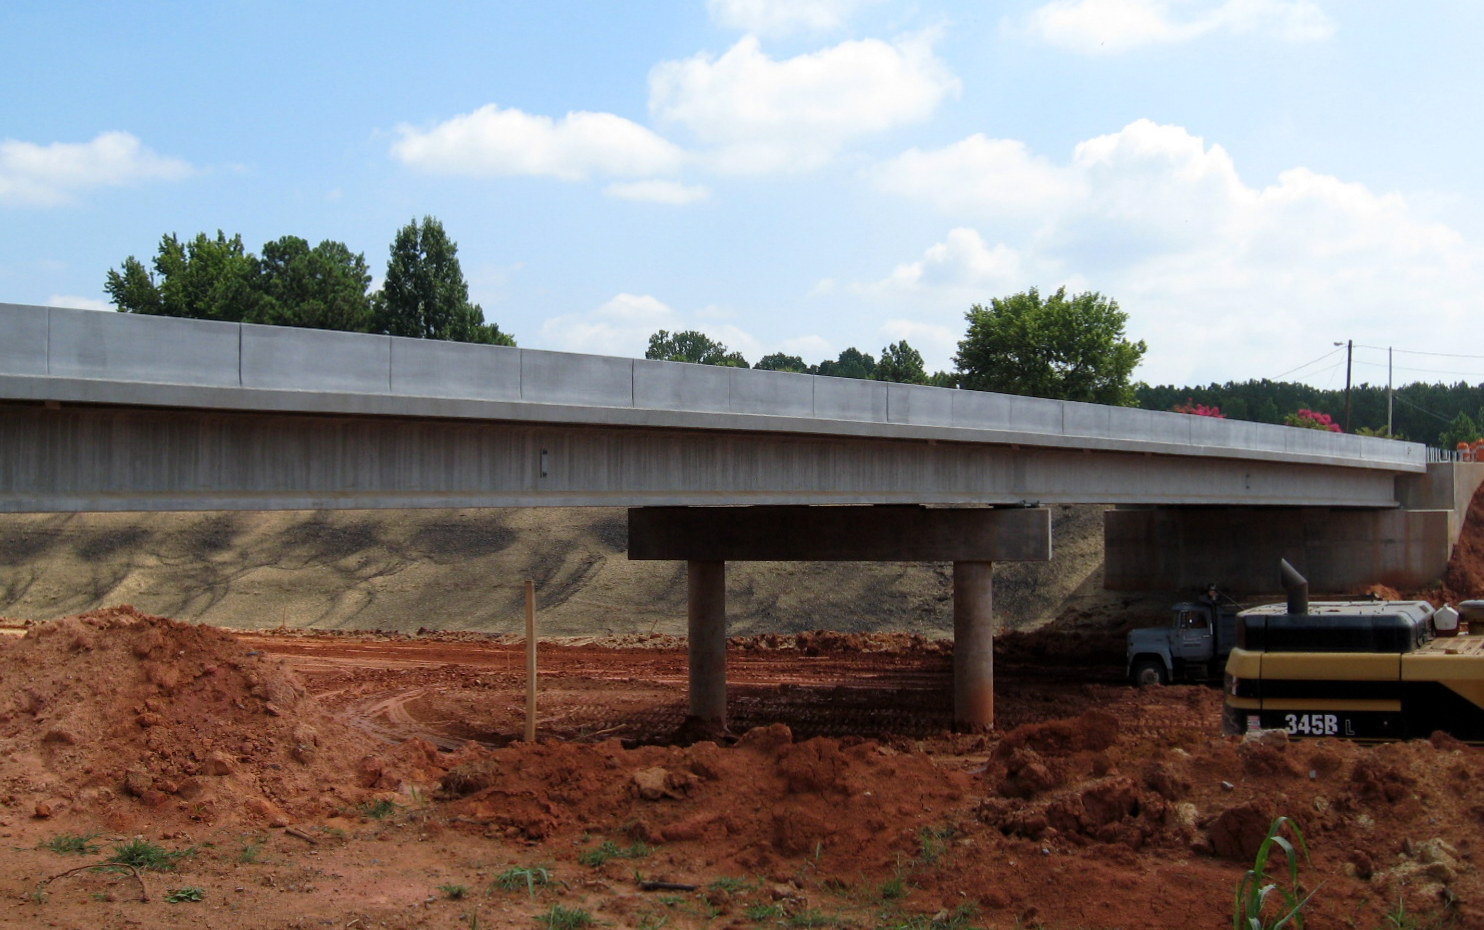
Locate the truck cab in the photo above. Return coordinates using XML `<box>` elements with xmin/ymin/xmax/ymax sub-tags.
<box><xmin>1127</xmin><ymin>591</ymin><xmax>1240</xmax><ymax>685</ymax></box>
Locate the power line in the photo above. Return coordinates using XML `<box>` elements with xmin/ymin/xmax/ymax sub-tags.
<box><xmin>1270</xmin><ymin>346</ymin><xmax>1345</xmax><ymax>381</ymax></box>
<box><xmin>1356</xmin><ymin>343</ymin><xmax>1484</xmax><ymax>361</ymax></box>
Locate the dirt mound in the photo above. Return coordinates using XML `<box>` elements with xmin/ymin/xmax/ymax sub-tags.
<box><xmin>1444</xmin><ymin>478</ymin><xmax>1484</xmax><ymax>600</ymax></box>
<box><xmin>0</xmin><ymin>606</ymin><xmax>426</xmax><ymax>828</ymax></box>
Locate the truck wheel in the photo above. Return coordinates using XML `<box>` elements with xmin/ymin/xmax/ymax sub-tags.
<box><xmin>1131</xmin><ymin>658</ymin><xmax>1169</xmax><ymax>687</ymax></box>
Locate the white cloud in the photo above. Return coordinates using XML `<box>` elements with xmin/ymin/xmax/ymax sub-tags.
<box><xmin>864</xmin><ymin>228</ymin><xmax>1026</xmax><ymax>295</ymax></box>
<box><xmin>603</xmin><ymin>179</ymin><xmax>711</xmax><ymax>204</ymax></box>
<box><xmin>859</xmin><ymin>119</ymin><xmax>1483</xmax><ymax>386</ymax></box>
<box><xmin>1021</xmin><ymin>0</ymin><xmax>1335</xmax><ymax>54</ymax></box>
<box><xmin>649</xmin><ymin>34</ymin><xmax>959</xmax><ymax>173</ymax></box>
<box><xmin>0</xmin><ymin>131</ymin><xmax>194</xmax><ymax>207</ymax></box>
<box><xmin>47</xmin><ymin>294</ymin><xmax>112</xmax><ymax>312</ymax></box>
<box><xmin>540</xmin><ymin>293</ymin><xmax>680</xmax><ymax>357</ymax></box>
<box><xmin>539</xmin><ymin>293</ymin><xmax>773</xmax><ymax>362</ymax></box>
<box><xmin>392</xmin><ymin>104</ymin><xmax>685</xmax><ymax>181</ymax></box>
<box><xmin>707</xmin><ymin>0</ymin><xmax>882</xmax><ymax>36</ymax></box>
<box><xmin>872</xmin><ymin>134</ymin><xmax>1084</xmax><ymax>221</ymax></box>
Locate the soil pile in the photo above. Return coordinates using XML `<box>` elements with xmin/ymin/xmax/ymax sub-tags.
<box><xmin>0</xmin><ymin>606</ymin><xmax>433</xmax><ymax>829</ymax></box>
<box><xmin>1444</xmin><ymin>477</ymin><xmax>1484</xmax><ymax>600</ymax></box>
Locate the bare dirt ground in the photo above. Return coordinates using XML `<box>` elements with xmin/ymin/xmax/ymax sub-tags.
<box><xmin>1</xmin><ymin>490</ymin><xmax>1482</xmax><ymax>929</ymax></box>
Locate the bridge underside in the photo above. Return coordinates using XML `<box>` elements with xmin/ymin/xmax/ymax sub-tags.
<box><xmin>0</xmin><ymin>402</ymin><xmax>1400</xmax><ymax>512</ymax></box>
<box><xmin>629</xmin><ymin>505</ymin><xmax>1051</xmax><ymax>731</ymax></box>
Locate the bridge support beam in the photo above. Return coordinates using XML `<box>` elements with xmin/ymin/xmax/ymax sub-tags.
<box><xmin>631</xmin><ymin>505</ymin><xmax>1051</xmax><ymax>732</ymax></box>
<box><xmin>1104</xmin><ymin>505</ymin><xmax>1461</xmax><ymax>593</ymax></box>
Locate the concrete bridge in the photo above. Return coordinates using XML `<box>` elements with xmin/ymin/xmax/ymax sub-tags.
<box><xmin>0</xmin><ymin>302</ymin><xmax>1462</xmax><ymax>731</ymax></box>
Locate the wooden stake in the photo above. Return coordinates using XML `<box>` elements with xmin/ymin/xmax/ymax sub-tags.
<box><xmin>524</xmin><ymin>579</ymin><xmax>537</xmax><ymax>742</ymax></box>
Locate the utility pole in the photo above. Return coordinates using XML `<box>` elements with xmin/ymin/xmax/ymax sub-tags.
<box><xmin>1387</xmin><ymin>346</ymin><xmax>1393</xmax><ymax>438</ymax></box>
<box><xmin>1344</xmin><ymin>339</ymin><xmax>1353</xmax><ymax>432</ymax></box>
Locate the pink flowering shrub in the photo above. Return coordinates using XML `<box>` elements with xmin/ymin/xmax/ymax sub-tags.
<box><xmin>1284</xmin><ymin>408</ymin><xmax>1342</xmax><ymax>432</ymax></box>
<box><xmin>1172</xmin><ymin>398</ymin><xmax>1225</xmax><ymax>418</ymax></box>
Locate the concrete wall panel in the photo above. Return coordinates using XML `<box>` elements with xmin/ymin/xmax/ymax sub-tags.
<box><xmin>391</xmin><ymin>339</ymin><xmax>521</xmax><ymax>401</ymax></box>
<box><xmin>633</xmin><ymin>359</ymin><xmax>731</xmax><ymax>413</ymax></box>
<box><xmin>886</xmin><ymin>382</ymin><xmax>954</xmax><ymax>428</ymax></box>
<box><xmin>727</xmin><ymin>367</ymin><xmax>814</xmax><ymax>417</ymax></box>
<box><xmin>814</xmin><ymin>376</ymin><xmax>888</xmax><ymax>423</ymax></box>
<box><xmin>242</xmin><ymin>325</ymin><xmax>390</xmax><ymax>394</ymax></box>
<box><xmin>520</xmin><ymin>349</ymin><xmax>633</xmax><ymax>407</ymax></box>
<box><xmin>950</xmin><ymin>389</ymin><xmax>1013</xmax><ymax>430</ymax></box>
<box><xmin>0</xmin><ymin>304</ymin><xmax>50</xmax><ymax>376</ymax></box>
<box><xmin>48</xmin><ymin>308</ymin><xmax>241</xmax><ymax>386</ymax></box>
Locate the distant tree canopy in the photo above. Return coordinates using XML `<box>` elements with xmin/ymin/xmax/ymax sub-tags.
<box><xmin>645</xmin><ymin>330</ymin><xmax>749</xmax><ymax>367</ymax></box>
<box><xmin>955</xmin><ymin>287</ymin><xmax>1146</xmax><ymax>405</ymax></box>
<box><xmin>1136</xmin><ymin>379</ymin><xmax>1484</xmax><ymax>447</ymax></box>
<box><xmin>753</xmin><ymin>352</ymin><xmax>808</xmax><ymax>373</ymax></box>
<box><xmin>873</xmin><ymin>341</ymin><xmax>928</xmax><ymax>385</ymax></box>
<box><xmin>105</xmin><ymin>218</ymin><xmax>514</xmax><ymax>346</ymax></box>
<box><xmin>376</xmin><ymin>216</ymin><xmax>513</xmax><ymax>345</ymax></box>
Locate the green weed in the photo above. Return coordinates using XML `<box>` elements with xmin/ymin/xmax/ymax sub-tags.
<box><xmin>917</xmin><ymin>825</ymin><xmax>955</xmax><ymax>865</ymax></box>
<box><xmin>1233</xmin><ymin>816</ymin><xmax>1315</xmax><ymax>930</ymax></box>
<box><xmin>237</xmin><ymin>840</ymin><xmax>264</xmax><ymax>864</ymax></box>
<box><xmin>107</xmin><ymin>837</ymin><xmax>194</xmax><ymax>872</ymax></box>
<box><xmin>439</xmin><ymin>883</ymin><xmax>469</xmax><ymax>900</ymax></box>
<box><xmin>492</xmin><ymin>864</ymin><xmax>553</xmax><ymax>896</ymax></box>
<box><xmin>746</xmin><ymin>903</ymin><xmax>785</xmax><ymax>921</ymax></box>
<box><xmin>40</xmin><ymin>832</ymin><xmax>102</xmax><ymax>856</ymax></box>
<box><xmin>709</xmin><ymin>875</ymin><xmax>755</xmax><ymax>894</ymax></box>
<box><xmin>536</xmin><ymin>904</ymin><xmax>594</xmax><ymax>929</ymax></box>
<box><xmin>578</xmin><ymin>839</ymin><xmax>652</xmax><ymax>867</ymax></box>
<box><xmin>360</xmin><ymin>798</ymin><xmax>399</xmax><ymax>820</ymax></box>
<box><xmin>164</xmin><ymin>886</ymin><xmax>204</xmax><ymax>903</ymax></box>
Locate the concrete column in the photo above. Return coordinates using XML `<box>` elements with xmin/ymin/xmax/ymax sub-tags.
<box><xmin>687</xmin><ymin>559</ymin><xmax>728</xmax><ymax>727</ymax></box>
<box><xmin>953</xmin><ymin>560</ymin><xmax>995</xmax><ymax>730</ymax></box>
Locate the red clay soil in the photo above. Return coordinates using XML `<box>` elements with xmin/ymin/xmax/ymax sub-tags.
<box><xmin>4</xmin><ymin>598</ymin><xmax>1484</xmax><ymax>929</ymax></box>
<box><xmin>1443</xmin><ymin>478</ymin><xmax>1484</xmax><ymax>601</ymax></box>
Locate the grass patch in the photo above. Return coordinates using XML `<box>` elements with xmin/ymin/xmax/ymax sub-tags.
<box><xmin>164</xmin><ymin>886</ymin><xmax>204</xmax><ymax>903</ymax></box>
<box><xmin>237</xmin><ymin>840</ymin><xmax>265</xmax><ymax>864</ymax></box>
<box><xmin>438</xmin><ymin>883</ymin><xmax>469</xmax><ymax>900</ymax></box>
<box><xmin>492</xmin><ymin>864</ymin><xmax>553</xmax><ymax>896</ymax></box>
<box><xmin>577</xmin><ymin>839</ymin><xmax>653</xmax><ymax>868</ymax></box>
<box><xmin>359</xmin><ymin>798</ymin><xmax>400</xmax><ymax>820</ymax></box>
<box><xmin>746</xmin><ymin>903</ymin><xmax>785</xmax><ymax>921</ymax></box>
<box><xmin>107</xmin><ymin>837</ymin><xmax>194</xmax><ymax>872</ymax></box>
<box><xmin>536</xmin><ymin>904</ymin><xmax>594</xmax><ymax>929</ymax></box>
<box><xmin>709</xmin><ymin>875</ymin><xmax>756</xmax><ymax>894</ymax></box>
<box><xmin>916</xmin><ymin>825</ymin><xmax>955</xmax><ymax>865</ymax></box>
<box><xmin>40</xmin><ymin>832</ymin><xmax>102</xmax><ymax>856</ymax></box>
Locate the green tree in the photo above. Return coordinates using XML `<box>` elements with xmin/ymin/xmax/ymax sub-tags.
<box><xmin>255</xmin><ymin>236</ymin><xmax>374</xmax><ymax>332</ymax></box>
<box><xmin>815</xmin><ymin>347</ymin><xmax>875</xmax><ymax>380</ymax></box>
<box><xmin>645</xmin><ymin>330</ymin><xmax>748</xmax><ymax>367</ymax></box>
<box><xmin>955</xmin><ymin>287</ymin><xmax>1146</xmax><ymax>405</ymax></box>
<box><xmin>753</xmin><ymin>352</ymin><xmax>808</xmax><ymax>373</ymax></box>
<box><xmin>872</xmin><ymin>341</ymin><xmax>928</xmax><ymax>384</ymax></box>
<box><xmin>1440</xmin><ymin>411</ymin><xmax>1481</xmax><ymax>448</ymax></box>
<box><xmin>376</xmin><ymin>216</ymin><xmax>513</xmax><ymax>345</ymax></box>
<box><xmin>106</xmin><ymin>231</ymin><xmax>260</xmax><ymax>322</ymax></box>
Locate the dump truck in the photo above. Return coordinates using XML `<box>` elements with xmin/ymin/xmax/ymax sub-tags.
<box><xmin>1223</xmin><ymin>561</ymin><xmax>1484</xmax><ymax>741</ymax></box>
<box><xmin>1126</xmin><ymin>586</ymin><xmax>1242</xmax><ymax>685</ymax></box>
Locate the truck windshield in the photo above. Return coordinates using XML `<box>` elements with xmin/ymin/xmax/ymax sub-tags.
<box><xmin>1178</xmin><ymin>610</ymin><xmax>1208</xmax><ymax>630</ymax></box>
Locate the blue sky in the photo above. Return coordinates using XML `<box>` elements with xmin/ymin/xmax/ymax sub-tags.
<box><xmin>4</xmin><ymin>0</ymin><xmax>1482</xmax><ymax>391</ymax></box>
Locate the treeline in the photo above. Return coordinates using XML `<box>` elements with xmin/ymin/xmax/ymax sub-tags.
<box><xmin>104</xmin><ymin>216</ymin><xmax>514</xmax><ymax>346</ymax></box>
<box><xmin>1137</xmin><ymin>380</ymin><xmax>1484</xmax><ymax>448</ymax></box>
<box><xmin>645</xmin><ymin>329</ymin><xmax>953</xmax><ymax>385</ymax></box>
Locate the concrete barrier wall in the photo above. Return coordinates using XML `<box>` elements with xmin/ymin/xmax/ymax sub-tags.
<box><xmin>0</xmin><ymin>302</ymin><xmax>1425</xmax><ymax>472</ymax></box>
